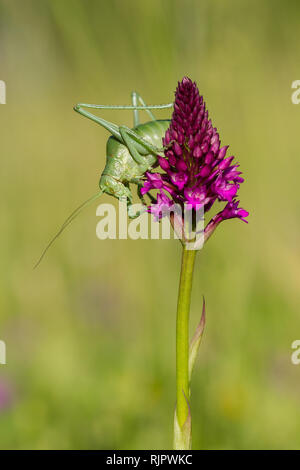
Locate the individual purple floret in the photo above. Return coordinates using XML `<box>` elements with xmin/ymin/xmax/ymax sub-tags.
<box><xmin>141</xmin><ymin>77</ymin><xmax>248</xmax><ymax>235</ymax></box>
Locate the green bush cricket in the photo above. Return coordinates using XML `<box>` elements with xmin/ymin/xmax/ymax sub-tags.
<box><xmin>35</xmin><ymin>92</ymin><xmax>173</xmax><ymax>267</ymax></box>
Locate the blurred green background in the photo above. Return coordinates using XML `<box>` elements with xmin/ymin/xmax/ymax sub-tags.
<box><xmin>1</xmin><ymin>0</ymin><xmax>300</xmax><ymax>450</ymax></box>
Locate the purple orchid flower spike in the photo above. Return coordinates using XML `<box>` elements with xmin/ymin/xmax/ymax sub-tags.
<box><xmin>142</xmin><ymin>76</ymin><xmax>248</xmax><ymax>238</ymax></box>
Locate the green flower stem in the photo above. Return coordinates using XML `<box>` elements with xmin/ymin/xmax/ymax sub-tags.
<box><xmin>176</xmin><ymin>245</ymin><xmax>197</xmax><ymax>432</ymax></box>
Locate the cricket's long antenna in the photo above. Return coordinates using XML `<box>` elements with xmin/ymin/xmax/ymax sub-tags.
<box><xmin>34</xmin><ymin>190</ymin><xmax>104</xmax><ymax>269</ymax></box>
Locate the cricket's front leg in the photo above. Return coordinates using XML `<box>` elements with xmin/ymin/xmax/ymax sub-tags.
<box><xmin>132</xmin><ymin>178</ymin><xmax>157</xmax><ymax>206</ymax></box>
<box><xmin>127</xmin><ymin>202</ymin><xmax>148</xmax><ymax>220</ymax></box>
<box><xmin>100</xmin><ymin>174</ymin><xmax>132</xmax><ymax>202</ymax></box>
<box><xmin>123</xmin><ymin>181</ymin><xmax>148</xmax><ymax>219</ymax></box>
<box><xmin>137</xmin><ymin>184</ymin><xmax>147</xmax><ymax>206</ymax></box>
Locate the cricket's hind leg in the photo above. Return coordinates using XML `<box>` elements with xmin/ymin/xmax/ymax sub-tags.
<box><xmin>131</xmin><ymin>91</ymin><xmax>156</xmax><ymax>126</ymax></box>
<box><xmin>74</xmin><ymin>102</ymin><xmax>173</xmax><ymax>141</ymax></box>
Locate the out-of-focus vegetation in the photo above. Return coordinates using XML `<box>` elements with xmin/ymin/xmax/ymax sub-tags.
<box><xmin>0</xmin><ymin>0</ymin><xmax>300</xmax><ymax>449</ymax></box>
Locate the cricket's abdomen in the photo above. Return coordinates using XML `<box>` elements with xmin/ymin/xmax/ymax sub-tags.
<box><xmin>134</xmin><ymin>119</ymin><xmax>170</xmax><ymax>148</ymax></box>
<box><xmin>103</xmin><ymin>136</ymin><xmax>140</xmax><ymax>181</ymax></box>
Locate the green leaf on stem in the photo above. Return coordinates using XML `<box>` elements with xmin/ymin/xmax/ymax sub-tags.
<box><xmin>189</xmin><ymin>297</ymin><xmax>206</xmax><ymax>384</ymax></box>
<box><xmin>173</xmin><ymin>392</ymin><xmax>192</xmax><ymax>450</ymax></box>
